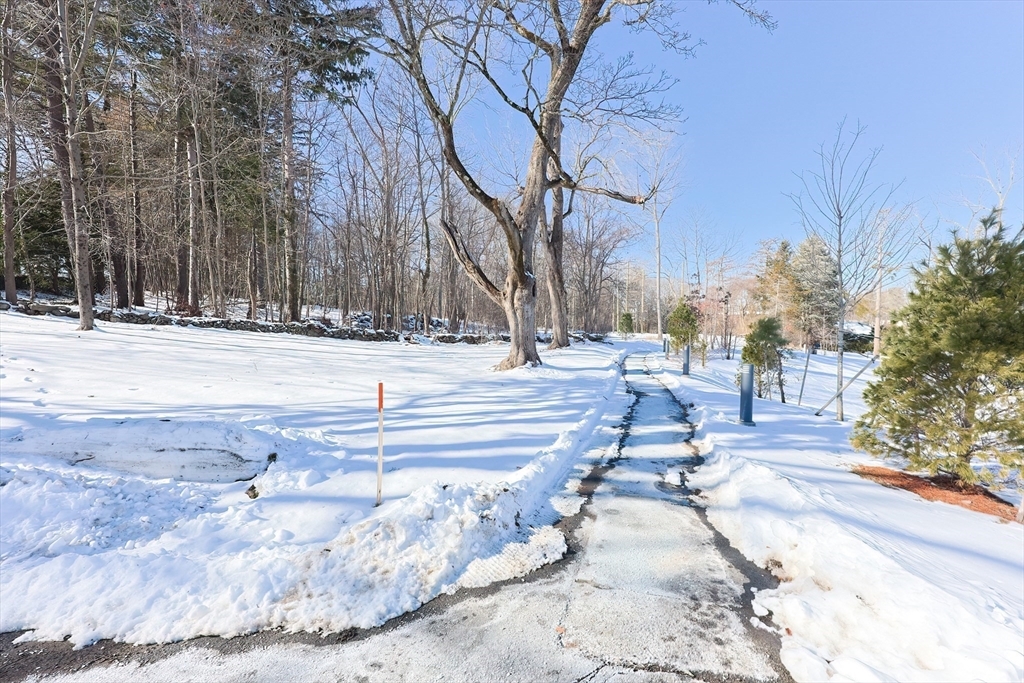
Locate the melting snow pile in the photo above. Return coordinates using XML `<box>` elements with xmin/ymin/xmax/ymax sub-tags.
<box><xmin>4</xmin><ymin>419</ymin><xmax>274</xmax><ymax>483</ymax></box>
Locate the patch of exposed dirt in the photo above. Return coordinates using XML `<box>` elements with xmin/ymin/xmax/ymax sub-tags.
<box><xmin>852</xmin><ymin>465</ymin><xmax>1020</xmax><ymax>523</ymax></box>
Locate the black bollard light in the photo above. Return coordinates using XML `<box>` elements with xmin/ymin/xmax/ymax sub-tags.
<box><xmin>739</xmin><ymin>363</ymin><xmax>755</xmax><ymax>426</ymax></box>
<box><xmin>682</xmin><ymin>344</ymin><xmax>691</xmax><ymax>376</ymax></box>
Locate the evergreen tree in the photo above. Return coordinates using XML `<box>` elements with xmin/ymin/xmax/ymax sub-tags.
<box><xmin>741</xmin><ymin>316</ymin><xmax>788</xmax><ymax>401</ymax></box>
<box><xmin>791</xmin><ymin>235</ymin><xmax>840</xmax><ymax>349</ymax></box>
<box><xmin>666</xmin><ymin>299</ymin><xmax>699</xmax><ymax>353</ymax></box>
<box><xmin>852</xmin><ymin>211</ymin><xmax>1024</xmax><ymax>485</ymax></box>
<box><xmin>619</xmin><ymin>312</ymin><xmax>634</xmax><ymax>338</ymax></box>
<box><xmin>753</xmin><ymin>239</ymin><xmax>797</xmax><ymax>326</ymax></box>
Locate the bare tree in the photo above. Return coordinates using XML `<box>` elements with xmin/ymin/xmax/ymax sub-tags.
<box><xmin>34</xmin><ymin>0</ymin><xmax>102</xmax><ymax>330</ymax></box>
<box><xmin>636</xmin><ymin>134</ymin><xmax>681</xmax><ymax>341</ymax></box>
<box><xmin>960</xmin><ymin>150</ymin><xmax>1020</xmax><ymax>232</ymax></box>
<box><xmin>380</xmin><ymin>0</ymin><xmax>773</xmax><ymax>368</ymax></box>
<box><xmin>791</xmin><ymin>119</ymin><xmax>914</xmax><ymax>420</ymax></box>
<box><xmin>564</xmin><ymin>194</ymin><xmax>634</xmax><ymax>331</ymax></box>
<box><xmin>381</xmin><ymin>0</ymin><xmax>612</xmax><ymax>367</ymax></box>
<box><xmin>868</xmin><ymin>206</ymin><xmax>916</xmax><ymax>355</ymax></box>
<box><xmin>2</xmin><ymin>0</ymin><xmax>18</xmax><ymax>304</ymax></box>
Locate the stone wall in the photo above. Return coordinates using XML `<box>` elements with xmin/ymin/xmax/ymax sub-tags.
<box><xmin>4</xmin><ymin>304</ymin><xmax>605</xmax><ymax>345</ymax></box>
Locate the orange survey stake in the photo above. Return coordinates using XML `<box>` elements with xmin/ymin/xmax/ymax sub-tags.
<box><xmin>375</xmin><ymin>381</ymin><xmax>385</xmax><ymax>506</ymax></box>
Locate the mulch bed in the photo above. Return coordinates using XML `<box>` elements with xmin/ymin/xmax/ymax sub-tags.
<box><xmin>852</xmin><ymin>465</ymin><xmax>1020</xmax><ymax>523</ymax></box>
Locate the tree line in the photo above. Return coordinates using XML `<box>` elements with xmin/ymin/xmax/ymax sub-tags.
<box><xmin>0</xmin><ymin>0</ymin><xmax>917</xmax><ymax>393</ymax></box>
<box><xmin>2</xmin><ymin>0</ymin><xmax>780</xmax><ymax>370</ymax></box>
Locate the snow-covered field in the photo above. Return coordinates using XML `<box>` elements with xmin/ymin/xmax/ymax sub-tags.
<box><xmin>2</xmin><ymin>312</ymin><xmax>1021</xmax><ymax>683</ymax></box>
<box><xmin>0</xmin><ymin>312</ymin><xmax>629</xmax><ymax>646</ymax></box>
<box><xmin>653</xmin><ymin>350</ymin><xmax>1024</xmax><ymax>682</ymax></box>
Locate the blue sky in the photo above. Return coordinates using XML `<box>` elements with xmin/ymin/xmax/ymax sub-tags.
<box><xmin>597</xmin><ymin>0</ymin><xmax>1024</xmax><ymax>263</ymax></box>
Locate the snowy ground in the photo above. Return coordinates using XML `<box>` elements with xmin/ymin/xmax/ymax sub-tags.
<box><xmin>653</xmin><ymin>349</ymin><xmax>1024</xmax><ymax>682</ymax></box>
<box><xmin>0</xmin><ymin>311</ymin><xmax>629</xmax><ymax>646</ymax></box>
<box><xmin>5</xmin><ymin>352</ymin><xmax>791</xmax><ymax>683</ymax></box>
<box><xmin>2</xmin><ymin>312</ymin><xmax>1021</xmax><ymax>683</ymax></box>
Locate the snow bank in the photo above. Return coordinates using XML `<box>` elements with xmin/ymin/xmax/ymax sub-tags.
<box><xmin>4</xmin><ymin>419</ymin><xmax>275</xmax><ymax>483</ymax></box>
<box><xmin>653</xmin><ymin>354</ymin><xmax>1024</xmax><ymax>682</ymax></box>
<box><xmin>691</xmin><ymin>447</ymin><xmax>1022</xmax><ymax>682</ymax></box>
<box><xmin>0</xmin><ymin>312</ymin><xmax>630</xmax><ymax>646</ymax></box>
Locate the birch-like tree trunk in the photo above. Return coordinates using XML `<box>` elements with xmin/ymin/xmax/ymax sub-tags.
<box><xmin>129</xmin><ymin>70</ymin><xmax>144</xmax><ymax>307</ymax></box>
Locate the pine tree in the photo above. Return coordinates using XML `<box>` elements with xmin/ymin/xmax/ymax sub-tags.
<box><xmin>741</xmin><ymin>316</ymin><xmax>788</xmax><ymax>400</ymax></box>
<box><xmin>753</xmin><ymin>239</ymin><xmax>797</xmax><ymax>324</ymax></box>
<box><xmin>666</xmin><ymin>299</ymin><xmax>699</xmax><ymax>353</ymax></box>
<box><xmin>852</xmin><ymin>211</ymin><xmax>1024</xmax><ymax>485</ymax></box>
<box><xmin>791</xmin><ymin>235</ymin><xmax>840</xmax><ymax>349</ymax></box>
<box><xmin>619</xmin><ymin>312</ymin><xmax>634</xmax><ymax>338</ymax></box>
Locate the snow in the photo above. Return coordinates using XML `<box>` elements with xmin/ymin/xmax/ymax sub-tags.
<box><xmin>0</xmin><ymin>311</ymin><xmax>628</xmax><ymax>647</ymax></box>
<box><xmin>12</xmin><ymin>354</ymin><xmax>787</xmax><ymax>683</ymax></box>
<box><xmin>4</xmin><ymin>419</ymin><xmax>275</xmax><ymax>483</ymax></box>
<box><xmin>652</xmin><ymin>349</ymin><xmax>1024</xmax><ymax>682</ymax></box>
<box><xmin>3</xmin><ymin>310</ymin><xmax>1022</xmax><ymax>682</ymax></box>
<box><xmin>844</xmin><ymin>320</ymin><xmax>874</xmax><ymax>336</ymax></box>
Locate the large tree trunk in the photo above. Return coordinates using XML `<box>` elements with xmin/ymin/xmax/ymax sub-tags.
<box><xmin>541</xmin><ymin>112</ymin><xmax>569</xmax><ymax>349</ymax></box>
<box><xmin>500</xmin><ymin>271</ymin><xmax>540</xmax><ymax>370</ymax></box>
<box><xmin>37</xmin><ymin>1</ymin><xmax>93</xmax><ymax>329</ymax></box>
<box><xmin>543</xmin><ymin>184</ymin><xmax>569</xmax><ymax>349</ymax></box>
<box><xmin>83</xmin><ymin>103</ymin><xmax>129</xmax><ymax>309</ymax></box>
<box><xmin>2</xmin><ymin>0</ymin><xmax>17</xmax><ymax>305</ymax></box>
<box><xmin>280</xmin><ymin>63</ymin><xmax>300</xmax><ymax>322</ymax></box>
<box><xmin>129</xmin><ymin>71</ymin><xmax>144</xmax><ymax>307</ymax></box>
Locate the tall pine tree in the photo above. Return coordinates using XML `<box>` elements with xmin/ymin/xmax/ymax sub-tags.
<box><xmin>791</xmin><ymin>235</ymin><xmax>839</xmax><ymax>349</ymax></box>
<box><xmin>852</xmin><ymin>211</ymin><xmax>1024</xmax><ymax>485</ymax></box>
